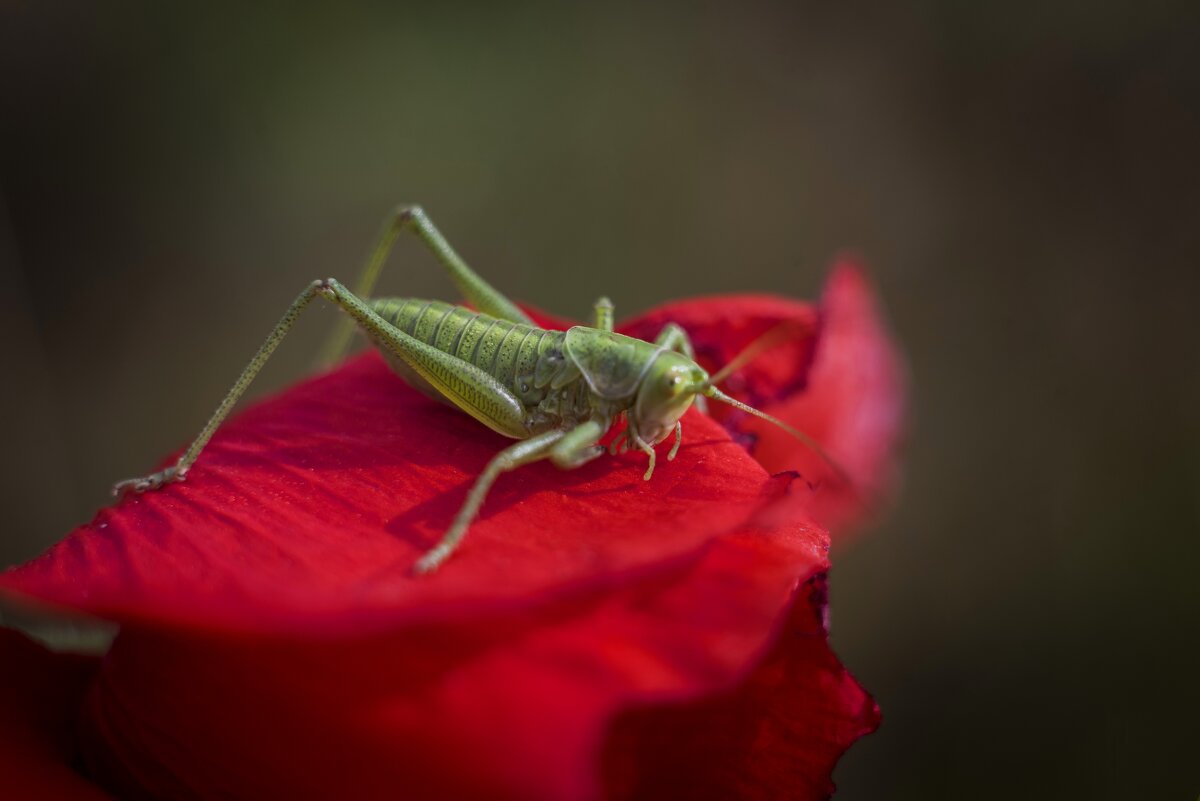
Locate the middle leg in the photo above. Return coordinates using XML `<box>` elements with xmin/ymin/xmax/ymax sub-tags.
<box><xmin>592</xmin><ymin>296</ymin><xmax>614</xmax><ymax>331</ymax></box>
<box><xmin>415</xmin><ymin>418</ymin><xmax>608</xmax><ymax>573</ymax></box>
<box><xmin>414</xmin><ymin>429</ymin><xmax>566</xmax><ymax>574</ymax></box>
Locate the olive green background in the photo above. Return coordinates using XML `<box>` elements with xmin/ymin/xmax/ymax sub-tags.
<box><xmin>2</xmin><ymin>2</ymin><xmax>1197</xmax><ymax>798</ymax></box>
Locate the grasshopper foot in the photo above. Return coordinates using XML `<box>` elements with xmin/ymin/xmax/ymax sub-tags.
<box><xmin>412</xmin><ymin>544</ymin><xmax>452</xmax><ymax>576</ymax></box>
<box><xmin>641</xmin><ymin>448</ymin><xmax>657</xmax><ymax>481</ymax></box>
<box><xmin>112</xmin><ymin>466</ymin><xmax>188</xmax><ymax>498</ymax></box>
<box><xmin>667</xmin><ymin>421</ymin><xmax>683</xmax><ymax>461</ymax></box>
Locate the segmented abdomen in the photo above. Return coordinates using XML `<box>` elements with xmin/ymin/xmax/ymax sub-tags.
<box><xmin>368</xmin><ymin>298</ymin><xmax>576</xmax><ymax>406</ymax></box>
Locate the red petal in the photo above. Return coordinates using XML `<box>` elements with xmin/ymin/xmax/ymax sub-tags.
<box><xmin>620</xmin><ymin>260</ymin><xmax>906</xmax><ymax>534</ymax></box>
<box><xmin>0</xmin><ymin>353</ymin><xmax>784</xmax><ymax>633</ymax></box>
<box><xmin>0</xmin><ymin>629</ymin><xmax>112</xmax><ymax>800</ymax></box>
<box><xmin>71</xmin><ymin>494</ymin><xmax>852</xmax><ymax>801</ymax></box>
<box><xmin>603</xmin><ymin>575</ymin><xmax>880</xmax><ymax>800</ymax></box>
<box><xmin>0</xmin><ymin>281</ymin><xmax>892</xmax><ymax>799</ymax></box>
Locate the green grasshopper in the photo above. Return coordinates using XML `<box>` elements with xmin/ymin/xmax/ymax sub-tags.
<box><xmin>113</xmin><ymin>206</ymin><xmax>842</xmax><ymax>573</ymax></box>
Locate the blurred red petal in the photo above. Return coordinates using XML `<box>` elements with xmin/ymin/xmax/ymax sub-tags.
<box><xmin>0</xmin><ymin>629</ymin><xmax>112</xmax><ymax>800</ymax></box>
<box><xmin>618</xmin><ymin>295</ymin><xmax>821</xmax><ymax>416</ymax></box>
<box><xmin>621</xmin><ymin>260</ymin><xmax>906</xmax><ymax>533</ymax></box>
<box><xmin>603</xmin><ymin>575</ymin><xmax>880</xmax><ymax>801</ymax></box>
<box><xmin>755</xmin><ymin>261</ymin><xmax>906</xmax><ymax>533</ymax></box>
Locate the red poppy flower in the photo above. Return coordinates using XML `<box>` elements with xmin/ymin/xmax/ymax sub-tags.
<box><xmin>0</xmin><ymin>259</ymin><xmax>903</xmax><ymax>800</ymax></box>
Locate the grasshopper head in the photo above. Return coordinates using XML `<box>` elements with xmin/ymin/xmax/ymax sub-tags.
<box><xmin>630</xmin><ymin>321</ymin><xmax>856</xmax><ymax>493</ymax></box>
<box><xmin>632</xmin><ymin>352</ymin><xmax>709</xmax><ymax>444</ymax></box>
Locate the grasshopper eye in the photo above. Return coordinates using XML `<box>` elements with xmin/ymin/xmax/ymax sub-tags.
<box><xmin>666</xmin><ymin>368</ymin><xmax>692</xmax><ymax>394</ymax></box>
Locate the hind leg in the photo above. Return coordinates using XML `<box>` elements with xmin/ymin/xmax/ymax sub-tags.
<box><xmin>116</xmin><ymin>279</ymin><xmax>531</xmax><ymax>497</ymax></box>
<box><xmin>319</xmin><ymin>205</ymin><xmax>533</xmax><ymax>365</ymax></box>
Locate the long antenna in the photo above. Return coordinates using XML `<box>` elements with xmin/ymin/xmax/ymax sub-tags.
<box><xmin>706</xmin><ymin>318</ymin><xmax>815</xmax><ymax>388</ymax></box>
<box><xmin>704</xmin><ymin>386</ymin><xmax>855</xmax><ymax>489</ymax></box>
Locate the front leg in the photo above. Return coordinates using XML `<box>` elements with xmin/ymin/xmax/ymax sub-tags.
<box><xmin>653</xmin><ymin>323</ymin><xmax>708</xmax><ymax>414</ymax></box>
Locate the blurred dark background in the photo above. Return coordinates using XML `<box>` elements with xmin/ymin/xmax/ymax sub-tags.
<box><xmin>2</xmin><ymin>1</ymin><xmax>1197</xmax><ymax>798</ymax></box>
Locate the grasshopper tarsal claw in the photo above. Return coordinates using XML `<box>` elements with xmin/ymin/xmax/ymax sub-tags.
<box><xmin>632</xmin><ymin>435</ymin><xmax>657</xmax><ymax>481</ymax></box>
<box><xmin>112</xmin><ymin>465</ymin><xmax>188</xmax><ymax>498</ymax></box>
<box><xmin>668</xmin><ymin>422</ymin><xmax>683</xmax><ymax>461</ymax></box>
<box><xmin>412</xmin><ymin>545</ymin><xmax>452</xmax><ymax>576</ymax></box>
